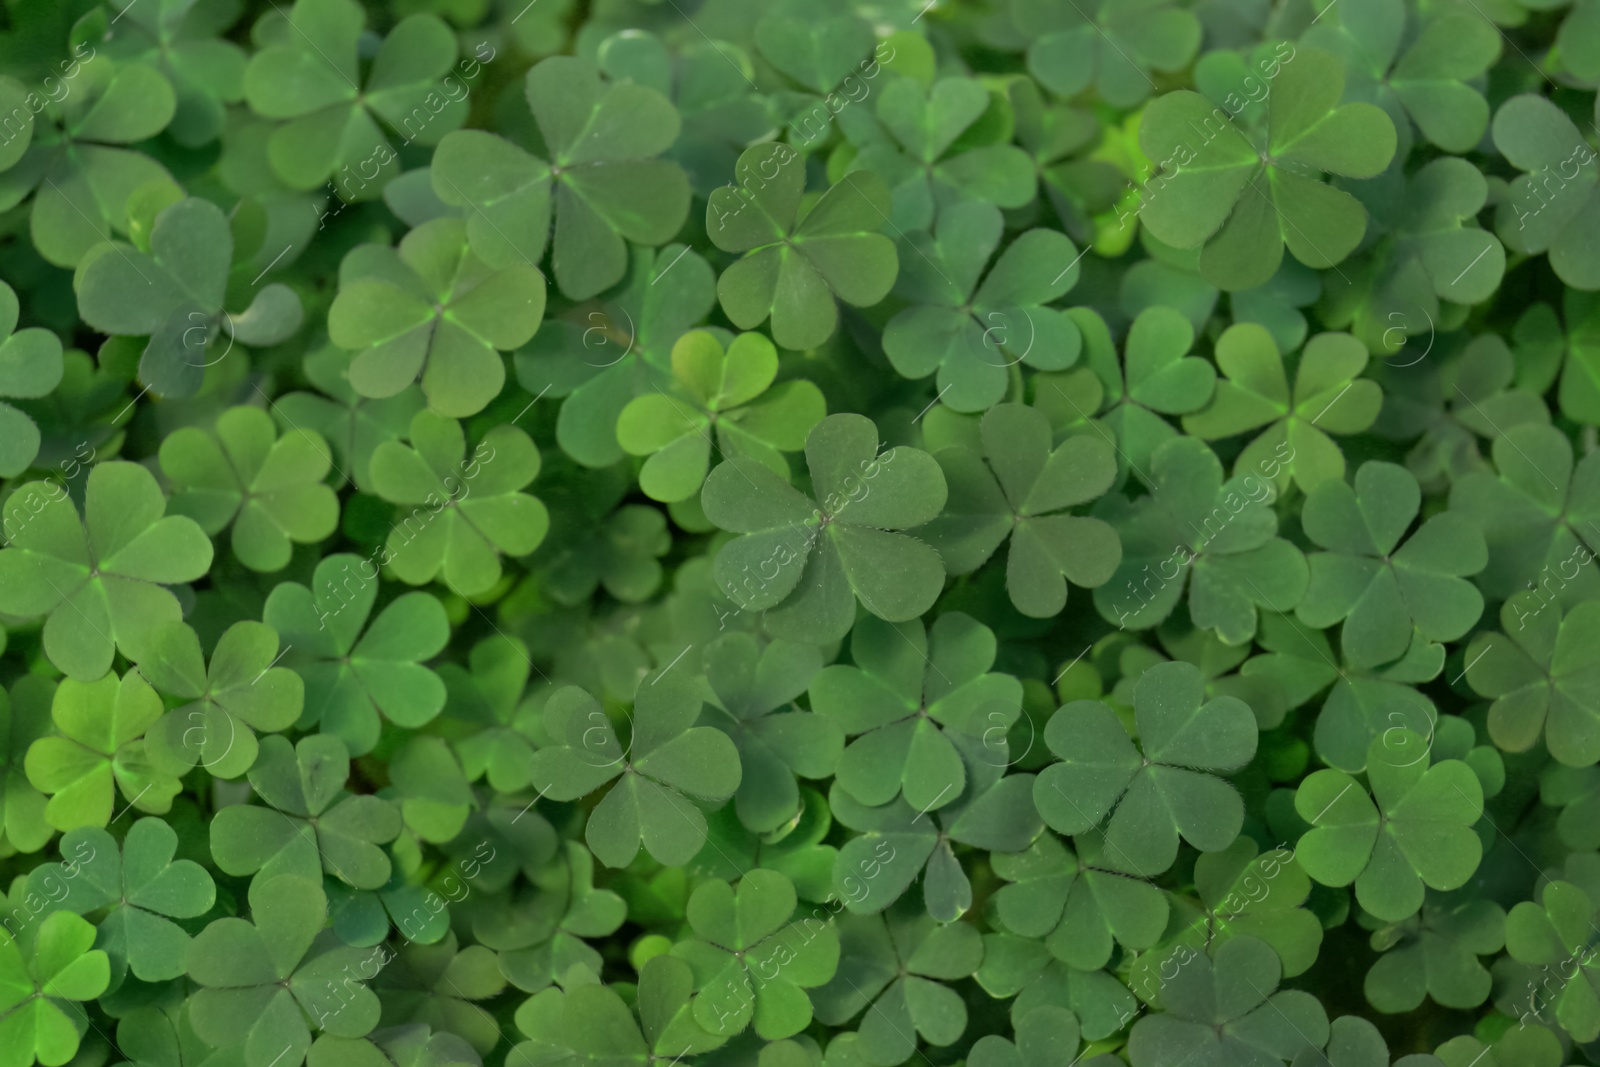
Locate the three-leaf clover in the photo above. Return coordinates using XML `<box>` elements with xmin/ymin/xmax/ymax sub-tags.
<box><xmin>1127</xmin><ymin>937</ymin><xmax>1329</xmax><ymax>1067</ymax></box>
<box><xmin>159</xmin><ymin>405</ymin><xmax>339</xmax><ymax>573</ymax></box>
<box><xmin>1504</xmin><ymin>880</ymin><xmax>1600</xmax><ymax>1042</ymax></box>
<box><xmin>211</xmin><ymin>734</ymin><xmax>401</xmax><ymax>890</ymax></box>
<box><xmin>529</xmin><ymin>678</ymin><xmax>741</xmax><ymax>868</ymax></box>
<box><xmin>1181</xmin><ymin>325</ymin><xmax>1382</xmax><ymax>493</ymax></box>
<box><xmin>24</xmin><ymin>668</ymin><xmax>179</xmax><ymax>831</ymax></box>
<box><xmin>617</xmin><ymin>329</ymin><xmax>826</xmax><ymax>503</ymax></box>
<box><xmin>140</xmin><ymin>621</ymin><xmax>303</xmax><ymax>782</ymax></box>
<box><xmin>369</xmin><ymin>411</ymin><xmax>547</xmax><ymax>595</ymax></box>
<box><xmin>921</xmin><ymin>402</ymin><xmax>1121</xmax><ymax>616</ymax></box>
<box><xmin>25</xmin><ymin>820</ymin><xmax>215</xmax><ymax>985</ymax></box>
<box><xmin>1138</xmin><ymin>48</ymin><xmax>1397</xmax><ymax>290</ymax></box>
<box><xmin>1464</xmin><ymin>593</ymin><xmax>1600</xmax><ymax>766</ymax></box>
<box><xmin>700</xmin><ymin>632</ymin><xmax>839</xmax><ymax>833</ymax></box>
<box><xmin>328</xmin><ymin>217</ymin><xmax>545</xmax><ymax>418</ymax></box>
<box><xmin>668</xmin><ymin>868</ymin><xmax>840</xmax><ymax>1040</ymax></box>
<box><xmin>1013</xmin><ymin>0</ymin><xmax>1201</xmax><ymax>107</ymax></box>
<box><xmin>243</xmin><ymin>0</ymin><xmax>466</xmax><ymax>193</ymax></box>
<box><xmin>707</xmin><ymin>144</ymin><xmax>898</xmax><ymax>351</ymax></box>
<box><xmin>1491</xmin><ymin>95</ymin><xmax>1600</xmax><ymax>290</ymax></box>
<box><xmin>1034</xmin><ymin>661</ymin><xmax>1258</xmax><ymax>877</ymax></box>
<box><xmin>0</xmin><ymin>907</ymin><xmax>109</xmax><ymax>1067</ymax></box>
<box><xmin>0</xmin><ymin>461</ymin><xmax>213</xmax><ymax>681</ymax></box>
<box><xmin>1084</xmin><ymin>306</ymin><xmax>1216</xmax><ymax>482</ymax></box>
<box><xmin>431</xmin><ymin>54</ymin><xmax>690</xmax><ymax>299</ymax></box>
<box><xmin>884</xmin><ymin>202</ymin><xmax>1083</xmax><ymax>412</ymax></box>
<box><xmin>702</xmin><ymin>413</ymin><xmax>947</xmax><ymax>645</ymax></box>
<box><xmin>1364</xmin><ymin>896</ymin><xmax>1505</xmax><ymax>1013</ymax></box>
<box><xmin>1294</xmin><ymin>732</ymin><xmax>1484</xmax><ymax>922</ymax></box>
<box><xmin>264</xmin><ymin>552</ymin><xmax>451</xmax><ymax>757</ymax></box>
<box><xmin>1296</xmin><ymin>461</ymin><xmax>1486</xmax><ymax>671</ymax></box>
<box><xmin>0</xmin><ymin>279</ymin><xmax>63</xmax><ymax>477</ymax></box>
<box><xmin>186</xmin><ymin>875</ymin><xmax>381</xmax><ymax>1067</ymax></box>
<box><xmin>809</xmin><ymin>612</ymin><xmax>1021</xmax><ymax>813</ymax></box>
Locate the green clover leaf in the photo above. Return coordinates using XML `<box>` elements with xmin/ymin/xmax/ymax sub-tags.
<box><xmin>1127</xmin><ymin>937</ymin><xmax>1328</xmax><ymax>1067</ymax></box>
<box><xmin>1085</xmin><ymin>306</ymin><xmax>1217</xmax><ymax>482</ymax></box>
<box><xmin>140</xmin><ymin>620</ymin><xmax>303</xmax><ymax>782</ymax></box>
<box><xmin>1181</xmin><ymin>325</ymin><xmax>1382</xmax><ymax>494</ymax></box>
<box><xmin>439</xmin><ymin>634</ymin><xmax>537</xmax><ymax>795</ymax></box>
<box><xmin>884</xmin><ymin>202</ymin><xmax>1083</xmax><ymax>412</ymax></box>
<box><xmin>0</xmin><ymin>907</ymin><xmax>110</xmax><ymax>1067</ymax></box>
<box><xmin>211</xmin><ymin>733</ymin><xmax>401</xmax><ymax>891</ymax></box>
<box><xmin>25</xmin><ymin>819</ymin><xmax>215</xmax><ymax>986</ymax></box>
<box><xmin>0</xmin><ymin>279</ymin><xmax>63</xmax><ymax>478</ymax></box>
<box><xmin>187</xmin><ymin>875</ymin><xmax>380</xmax><ymax>1067</ymax></box>
<box><xmin>0</xmin><ymin>677</ymin><xmax>53</xmax><ymax>854</ymax></box>
<box><xmin>700</xmin><ymin>632</ymin><xmax>839</xmax><ymax>833</ymax></box>
<box><xmin>707</xmin><ymin>144</ymin><xmax>898</xmax><ymax>351</ymax></box>
<box><xmin>1138</xmin><ymin>47</ymin><xmax>1396</xmax><ymax>290</ymax></box>
<box><xmin>328</xmin><ymin>217</ymin><xmax>545</xmax><ymax>418</ymax></box>
<box><xmin>369</xmin><ymin>410</ymin><xmax>547</xmax><ymax>596</ymax></box>
<box><xmin>1034</xmin><ymin>661</ymin><xmax>1257</xmax><ymax>877</ymax></box>
<box><xmin>387</xmin><ymin>736</ymin><xmax>475</xmax><ymax>845</ymax></box>
<box><xmin>1014</xmin><ymin>0</ymin><xmax>1201</xmax><ymax>107</ymax></box>
<box><xmin>1504</xmin><ymin>881</ymin><xmax>1600</xmax><ymax>1042</ymax></box>
<box><xmin>811</xmin><ymin>903</ymin><xmax>983</xmax><ymax>1064</ymax></box>
<box><xmin>702</xmin><ymin>413</ymin><xmax>947</xmax><ymax>645</ymax></box>
<box><xmin>921</xmin><ymin>402</ymin><xmax>1121</xmax><ymax>617</ymax></box>
<box><xmin>668</xmin><ymin>868</ymin><xmax>840</xmax><ymax>1040</ymax></box>
<box><xmin>1491</xmin><ymin>95</ymin><xmax>1600</xmax><ymax>290</ymax></box>
<box><xmin>375</xmin><ymin>932</ymin><xmax>504</xmax><ymax>1055</ymax></box>
<box><xmin>1293</xmin><ymin>732</ymin><xmax>1484</xmax><ymax>922</ymax></box>
<box><xmin>75</xmin><ymin>196</ymin><xmax>303</xmax><ymax>400</ymax></box>
<box><xmin>23</xmin><ymin>668</ymin><xmax>178</xmax><ymax>831</ymax></box>
<box><xmin>0</xmin><ymin>461</ymin><xmax>213</xmax><ymax>681</ymax></box>
<box><xmin>1364</xmin><ymin>896</ymin><xmax>1505</xmax><ymax>1013</ymax></box>
<box><xmin>159</xmin><ymin>405</ymin><xmax>339</xmax><ymax>573</ymax></box>
<box><xmin>966</xmin><ymin>1006</ymin><xmax>1083</xmax><ymax>1067</ymax></box>
<box><xmin>530</xmin><ymin>679</ymin><xmax>741</xmax><ymax>868</ymax></box>
<box><xmin>617</xmin><ymin>329</ymin><xmax>826</xmax><ymax>503</ymax></box>
<box><xmin>431</xmin><ymin>54</ymin><xmax>689</xmax><ymax>299</ymax></box>
<box><xmin>1464</xmin><ymin>593</ymin><xmax>1600</xmax><ymax>766</ymax></box>
<box><xmin>809</xmin><ymin>612</ymin><xmax>1020</xmax><ymax>812</ymax></box>
<box><xmin>271</xmin><ymin>344</ymin><xmax>426</xmax><ymax>495</ymax></box>
<box><xmin>243</xmin><ymin>0</ymin><xmax>466</xmax><ymax>193</ymax></box>
<box><xmin>1092</xmin><ymin>436</ymin><xmax>1308</xmax><ymax>644</ymax></box>
<box><xmin>1297</xmin><ymin>461</ymin><xmax>1486</xmax><ymax>671</ymax></box>
<box><xmin>101</xmin><ymin>0</ymin><xmax>247</xmax><ymax>147</ymax></box>
<box><xmin>263</xmin><ymin>553</ymin><xmax>451</xmax><ymax>756</ymax></box>
<box><xmin>533</xmin><ymin>499</ymin><xmax>671</xmax><ymax>606</ymax></box>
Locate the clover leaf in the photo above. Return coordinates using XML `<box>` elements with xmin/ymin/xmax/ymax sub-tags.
<box><xmin>703</xmin><ymin>413</ymin><xmax>946</xmax><ymax>645</ymax></box>
<box><xmin>23</xmin><ymin>667</ymin><xmax>178</xmax><ymax>831</ymax></box>
<box><xmin>700</xmin><ymin>632</ymin><xmax>839</xmax><ymax>833</ymax></box>
<box><xmin>431</xmin><ymin>54</ymin><xmax>690</xmax><ymax>299</ymax></box>
<box><xmin>991</xmin><ymin>830</ymin><xmax>1169</xmax><ymax>972</ymax></box>
<box><xmin>75</xmin><ymin>197</ymin><xmax>303</xmax><ymax>400</ymax></box>
<box><xmin>1138</xmin><ymin>47</ymin><xmax>1396</xmax><ymax>290</ymax></box>
<box><xmin>0</xmin><ymin>461</ymin><xmax>213</xmax><ymax>681</ymax></box>
<box><xmin>707</xmin><ymin>144</ymin><xmax>898</xmax><ymax>351</ymax></box>
<box><xmin>1092</xmin><ymin>436</ymin><xmax>1308</xmax><ymax>644</ymax></box>
<box><xmin>1181</xmin><ymin>325</ymin><xmax>1382</xmax><ymax>494</ymax></box>
<box><xmin>1086</xmin><ymin>306</ymin><xmax>1216</xmax><ymax>482</ymax></box>
<box><xmin>438</xmin><ymin>634</ymin><xmax>537</xmax><ymax>795</ymax></box>
<box><xmin>159</xmin><ymin>406</ymin><xmax>339</xmax><ymax>573</ymax></box>
<box><xmin>328</xmin><ymin>218</ymin><xmax>544</xmax><ymax>418</ymax></box>
<box><xmin>243</xmin><ymin>0</ymin><xmax>466</xmax><ymax>193</ymax></box>
<box><xmin>668</xmin><ymin>868</ymin><xmax>840</xmax><ymax>1040</ymax></box>
<box><xmin>884</xmin><ymin>202</ymin><xmax>1083</xmax><ymax>412</ymax></box>
<box><xmin>139</xmin><ymin>620</ymin><xmax>303</xmax><ymax>782</ymax></box>
<box><xmin>376</xmin><ymin>932</ymin><xmax>504</xmax><ymax>1055</ymax></box>
<box><xmin>810</xmin><ymin>611</ymin><xmax>1020</xmax><ymax>813</ymax></box>
<box><xmin>0</xmin><ymin>279</ymin><xmax>63</xmax><ymax>477</ymax></box>
<box><xmin>533</xmin><ymin>499</ymin><xmax>671</xmax><ymax>606</ymax></box>
<box><xmin>369</xmin><ymin>411</ymin><xmax>547</xmax><ymax>596</ymax></box>
<box><xmin>811</xmin><ymin>902</ymin><xmax>983</xmax><ymax>1064</ymax></box>
<box><xmin>263</xmin><ymin>553</ymin><xmax>450</xmax><ymax>757</ymax></box>
<box><xmin>1014</xmin><ymin>0</ymin><xmax>1200</xmax><ymax>107</ymax></box>
<box><xmin>1035</xmin><ymin>661</ymin><xmax>1257</xmax><ymax>877</ymax></box>
<box><xmin>271</xmin><ymin>345</ymin><xmax>426</xmax><ymax>496</ymax></box>
<box><xmin>0</xmin><ymin>676</ymin><xmax>52</xmax><ymax>854</ymax></box>
<box><xmin>0</xmin><ymin>907</ymin><xmax>109</xmax><ymax>1067</ymax></box>
<box><xmin>211</xmin><ymin>734</ymin><xmax>401</xmax><ymax>891</ymax></box>
<box><xmin>187</xmin><ymin>874</ymin><xmax>381</xmax><ymax>1067</ymax></box>
<box><xmin>1127</xmin><ymin>936</ymin><xmax>1329</xmax><ymax>1067</ymax></box>
<box><xmin>966</xmin><ymin>1006</ymin><xmax>1085</xmax><ymax>1067</ymax></box>
<box><xmin>530</xmin><ymin>678</ymin><xmax>741</xmax><ymax>868</ymax></box>
<box><xmin>26</xmin><ymin>819</ymin><xmax>215</xmax><ymax>986</ymax></box>
<box><xmin>1296</xmin><ymin>461</ymin><xmax>1486</xmax><ymax>671</ymax></box>
<box><xmin>617</xmin><ymin>329</ymin><xmax>826</xmax><ymax>503</ymax></box>
<box><xmin>1178</xmin><ymin>837</ymin><xmax>1322</xmax><ymax>977</ymax></box>
<box><xmin>0</xmin><ymin>54</ymin><xmax>178</xmax><ymax>268</ymax></box>
<box><xmin>1464</xmin><ymin>593</ymin><xmax>1600</xmax><ymax>766</ymax></box>
<box><xmin>846</xmin><ymin>77</ymin><xmax>1036</xmax><ymax>231</ymax></box>
<box><xmin>1504</xmin><ymin>880</ymin><xmax>1600</xmax><ymax>1041</ymax></box>
<box><xmin>1294</xmin><ymin>732</ymin><xmax>1484</xmax><ymax>922</ymax></box>
<box><xmin>1491</xmin><ymin>95</ymin><xmax>1600</xmax><ymax>290</ymax></box>
<box><xmin>1364</xmin><ymin>896</ymin><xmax>1505</xmax><ymax>1013</ymax></box>
<box><xmin>101</xmin><ymin>0</ymin><xmax>247</xmax><ymax>147</ymax></box>
<box><xmin>921</xmin><ymin>402</ymin><xmax>1121</xmax><ymax>616</ymax></box>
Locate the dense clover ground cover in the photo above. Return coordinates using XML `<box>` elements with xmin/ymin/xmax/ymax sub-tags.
<box><xmin>0</xmin><ymin>0</ymin><xmax>1599</xmax><ymax>1065</ymax></box>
